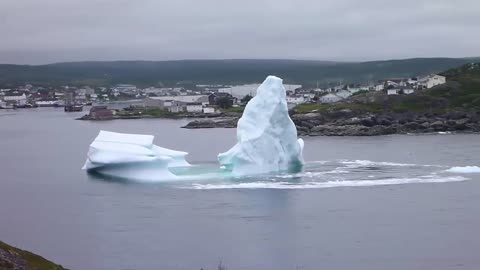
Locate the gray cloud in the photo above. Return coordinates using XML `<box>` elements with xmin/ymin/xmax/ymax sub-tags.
<box><xmin>0</xmin><ymin>0</ymin><xmax>479</xmax><ymax>64</ymax></box>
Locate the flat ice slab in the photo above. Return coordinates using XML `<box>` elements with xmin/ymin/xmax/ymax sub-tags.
<box><xmin>83</xmin><ymin>131</ymin><xmax>190</xmax><ymax>181</ymax></box>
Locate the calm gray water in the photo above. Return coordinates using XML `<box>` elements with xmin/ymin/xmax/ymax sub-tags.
<box><xmin>1</xmin><ymin>108</ymin><xmax>480</xmax><ymax>270</ymax></box>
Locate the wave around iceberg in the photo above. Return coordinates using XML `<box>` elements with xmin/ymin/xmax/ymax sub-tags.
<box><xmin>446</xmin><ymin>166</ymin><xmax>480</xmax><ymax>173</ymax></box>
<box><xmin>189</xmin><ymin>176</ymin><xmax>469</xmax><ymax>190</ymax></box>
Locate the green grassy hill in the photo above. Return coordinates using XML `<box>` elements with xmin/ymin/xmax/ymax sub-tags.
<box><xmin>0</xmin><ymin>241</ymin><xmax>66</xmax><ymax>270</ymax></box>
<box><xmin>295</xmin><ymin>62</ymin><xmax>480</xmax><ymax>114</ymax></box>
<box><xmin>0</xmin><ymin>58</ymin><xmax>478</xmax><ymax>87</ymax></box>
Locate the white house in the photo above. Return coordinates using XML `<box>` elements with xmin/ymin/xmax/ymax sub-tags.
<box><xmin>219</xmin><ymin>83</ymin><xmax>302</xmax><ymax>98</ymax></box>
<box><xmin>418</xmin><ymin>75</ymin><xmax>446</xmax><ymax>89</ymax></box>
<box><xmin>0</xmin><ymin>100</ymin><xmax>6</xmax><ymax>108</ymax></box>
<box><xmin>203</xmin><ymin>107</ymin><xmax>216</xmax><ymax>114</ymax></box>
<box><xmin>387</xmin><ymin>89</ymin><xmax>399</xmax><ymax>95</ymax></box>
<box><xmin>375</xmin><ymin>84</ymin><xmax>385</xmax><ymax>91</ymax></box>
<box><xmin>403</xmin><ymin>89</ymin><xmax>415</xmax><ymax>95</ymax></box>
<box><xmin>167</xmin><ymin>102</ymin><xmax>185</xmax><ymax>113</ymax></box>
<box><xmin>407</xmin><ymin>78</ymin><xmax>418</xmax><ymax>85</ymax></box>
<box><xmin>319</xmin><ymin>93</ymin><xmax>342</xmax><ymax>103</ymax></box>
<box><xmin>3</xmin><ymin>93</ymin><xmax>27</xmax><ymax>107</ymax></box>
<box><xmin>386</xmin><ymin>81</ymin><xmax>399</xmax><ymax>87</ymax></box>
<box><xmin>185</xmin><ymin>103</ymin><xmax>203</xmax><ymax>113</ymax></box>
<box><xmin>286</xmin><ymin>95</ymin><xmax>305</xmax><ymax>104</ymax></box>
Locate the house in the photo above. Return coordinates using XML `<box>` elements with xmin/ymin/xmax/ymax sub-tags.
<box><xmin>203</xmin><ymin>107</ymin><xmax>216</xmax><ymax>114</ymax></box>
<box><xmin>417</xmin><ymin>74</ymin><xmax>446</xmax><ymax>89</ymax></box>
<box><xmin>3</xmin><ymin>93</ymin><xmax>27</xmax><ymax>107</ymax></box>
<box><xmin>114</xmin><ymin>84</ymin><xmax>137</xmax><ymax>92</ymax></box>
<box><xmin>89</xmin><ymin>106</ymin><xmax>115</xmax><ymax>118</ymax></box>
<box><xmin>208</xmin><ymin>93</ymin><xmax>235</xmax><ymax>107</ymax></box>
<box><xmin>0</xmin><ymin>100</ymin><xmax>6</xmax><ymax>108</ymax></box>
<box><xmin>286</xmin><ymin>95</ymin><xmax>305</xmax><ymax>104</ymax></box>
<box><xmin>389</xmin><ymin>87</ymin><xmax>415</xmax><ymax>95</ymax></box>
<box><xmin>196</xmin><ymin>95</ymin><xmax>209</xmax><ymax>106</ymax></box>
<box><xmin>167</xmin><ymin>102</ymin><xmax>185</xmax><ymax>113</ymax></box>
<box><xmin>386</xmin><ymin>81</ymin><xmax>399</xmax><ymax>87</ymax></box>
<box><xmin>375</xmin><ymin>84</ymin><xmax>385</xmax><ymax>91</ymax></box>
<box><xmin>403</xmin><ymin>88</ymin><xmax>415</xmax><ymax>95</ymax></box>
<box><xmin>75</xmin><ymin>94</ymin><xmax>87</xmax><ymax>104</ymax></box>
<box><xmin>185</xmin><ymin>103</ymin><xmax>203</xmax><ymax>113</ymax></box>
<box><xmin>319</xmin><ymin>93</ymin><xmax>342</xmax><ymax>103</ymax></box>
<box><xmin>387</xmin><ymin>89</ymin><xmax>399</xmax><ymax>95</ymax></box>
<box><xmin>145</xmin><ymin>95</ymin><xmax>208</xmax><ymax>105</ymax></box>
<box><xmin>219</xmin><ymin>83</ymin><xmax>302</xmax><ymax>98</ymax></box>
<box><xmin>407</xmin><ymin>78</ymin><xmax>418</xmax><ymax>85</ymax></box>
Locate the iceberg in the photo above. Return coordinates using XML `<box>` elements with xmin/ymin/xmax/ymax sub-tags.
<box><xmin>83</xmin><ymin>76</ymin><xmax>304</xmax><ymax>181</ymax></box>
<box><xmin>218</xmin><ymin>76</ymin><xmax>304</xmax><ymax>175</ymax></box>
<box><xmin>82</xmin><ymin>131</ymin><xmax>190</xmax><ymax>181</ymax></box>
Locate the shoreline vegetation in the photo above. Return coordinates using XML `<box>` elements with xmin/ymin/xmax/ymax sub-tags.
<box><xmin>0</xmin><ymin>240</ymin><xmax>66</xmax><ymax>270</ymax></box>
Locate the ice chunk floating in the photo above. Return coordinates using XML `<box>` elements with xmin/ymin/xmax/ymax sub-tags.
<box><xmin>218</xmin><ymin>76</ymin><xmax>304</xmax><ymax>174</ymax></box>
<box><xmin>82</xmin><ymin>131</ymin><xmax>190</xmax><ymax>182</ymax></box>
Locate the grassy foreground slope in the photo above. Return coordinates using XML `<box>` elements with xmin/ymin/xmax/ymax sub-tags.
<box><xmin>0</xmin><ymin>241</ymin><xmax>66</xmax><ymax>270</ymax></box>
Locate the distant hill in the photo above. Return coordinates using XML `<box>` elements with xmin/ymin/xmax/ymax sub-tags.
<box><xmin>0</xmin><ymin>58</ymin><xmax>478</xmax><ymax>87</ymax></box>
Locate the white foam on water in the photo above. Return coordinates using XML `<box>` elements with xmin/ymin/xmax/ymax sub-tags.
<box><xmin>189</xmin><ymin>176</ymin><xmax>469</xmax><ymax>190</ymax></box>
<box><xmin>339</xmin><ymin>160</ymin><xmax>440</xmax><ymax>167</ymax></box>
<box><xmin>274</xmin><ymin>168</ymin><xmax>349</xmax><ymax>179</ymax></box>
<box><xmin>446</xmin><ymin>166</ymin><xmax>480</xmax><ymax>173</ymax></box>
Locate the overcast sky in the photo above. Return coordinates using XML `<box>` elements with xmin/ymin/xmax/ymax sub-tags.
<box><xmin>1</xmin><ymin>0</ymin><xmax>479</xmax><ymax>64</ymax></box>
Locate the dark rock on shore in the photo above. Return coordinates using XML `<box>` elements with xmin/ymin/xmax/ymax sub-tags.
<box><xmin>182</xmin><ymin>117</ymin><xmax>238</xmax><ymax>129</ymax></box>
<box><xmin>293</xmin><ymin>110</ymin><xmax>480</xmax><ymax>136</ymax></box>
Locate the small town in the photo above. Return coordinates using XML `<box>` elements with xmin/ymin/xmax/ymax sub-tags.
<box><xmin>0</xmin><ymin>73</ymin><xmax>447</xmax><ymax>120</ymax></box>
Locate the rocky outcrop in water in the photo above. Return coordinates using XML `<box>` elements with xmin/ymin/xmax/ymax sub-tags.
<box><xmin>182</xmin><ymin>117</ymin><xmax>238</xmax><ymax>129</ymax></box>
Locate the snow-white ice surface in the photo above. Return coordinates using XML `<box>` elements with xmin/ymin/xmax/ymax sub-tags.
<box><xmin>446</xmin><ymin>166</ymin><xmax>480</xmax><ymax>173</ymax></box>
<box><xmin>82</xmin><ymin>130</ymin><xmax>190</xmax><ymax>181</ymax></box>
<box><xmin>218</xmin><ymin>76</ymin><xmax>304</xmax><ymax>175</ymax></box>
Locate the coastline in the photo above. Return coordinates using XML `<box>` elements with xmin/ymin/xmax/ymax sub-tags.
<box><xmin>180</xmin><ymin>110</ymin><xmax>480</xmax><ymax>136</ymax></box>
<box><xmin>0</xmin><ymin>240</ymin><xmax>67</xmax><ymax>270</ymax></box>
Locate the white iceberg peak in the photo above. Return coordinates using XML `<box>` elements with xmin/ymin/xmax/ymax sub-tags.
<box><xmin>218</xmin><ymin>75</ymin><xmax>304</xmax><ymax>174</ymax></box>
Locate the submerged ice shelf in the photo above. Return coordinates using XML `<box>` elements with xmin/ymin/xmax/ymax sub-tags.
<box><xmin>83</xmin><ymin>75</ymin><xmax>305</xmax><ymax>181</ymax></box>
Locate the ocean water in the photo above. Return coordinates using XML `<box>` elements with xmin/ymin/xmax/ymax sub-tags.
<box><xmin>1</xmin><ymin>108</ymin><xmax>480</xmax><ymax>270</ymax></box>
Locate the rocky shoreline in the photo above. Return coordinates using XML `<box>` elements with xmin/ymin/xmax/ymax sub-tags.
<box><xmin>181</xmin><ymin>110</ymin><xmax>480</xmax><ymax>136</ymax></box>
<box><xmin>292</xmin><ymin>110</ymin><xmax>480</xmax><ymax>136</ymax></box>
